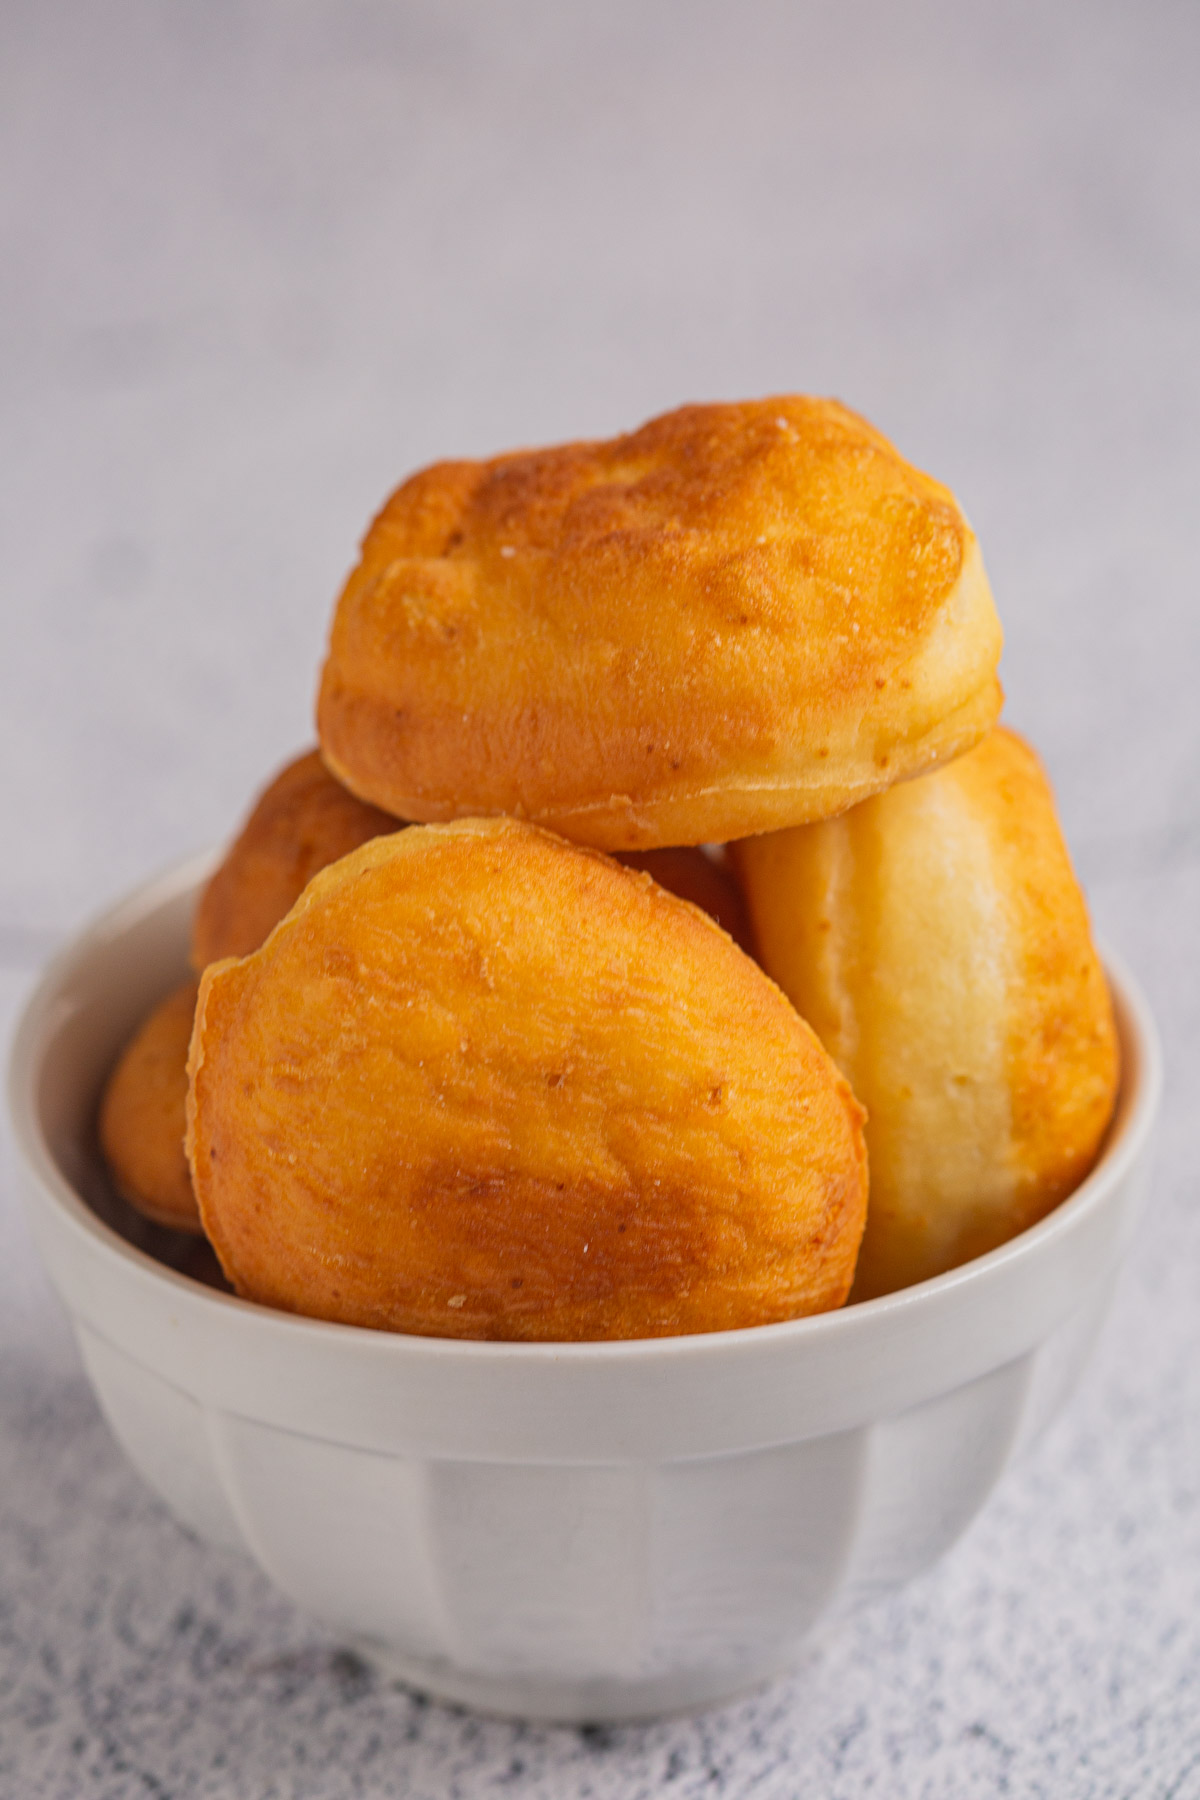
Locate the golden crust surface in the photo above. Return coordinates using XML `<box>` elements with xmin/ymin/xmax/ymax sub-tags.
<box><xmin>191</xmin><ymin>748</ymin><xmax>401</xmax><ymax>968</ymax></box>
<box><xmin>734</xmin><ymin>728</ymin><xmax>1119</xmax><ymax>1299</ymax></box>
<box><xmin>99</xmin><ymin>979</ymin><xmax>203</xmax><ymax>1233</ymax></box>
<box><xmin>187</xmin><ymin>819</ymin><xmax>867</xmax><ymax>1340</ymax></box>
<box><xmin>317</xmin><ymin>396</ymin><xmax>1003</xmax><ymax>850</ymax></box>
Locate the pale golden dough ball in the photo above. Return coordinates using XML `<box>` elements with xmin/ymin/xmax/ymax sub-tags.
<box><xmin>318</xmin><ymin>396</ymin><xmax>1003</xmax><ymax>850</ymax></box>
<box><xmin>187</xmin><ymin>819</ymin><xmax>868</xmax><ymax>1341</ymax></box>
<box><xmin>733</xmin><ymin>728</ymin><xmax>1119</xmax><ymax>1300</ymax></box>
<box><xmin>191</xmin><ymin>747</ymin><xmax>401</xmax><ymax>968</ymax></box>
<box><xmin>98</xmin><ymin>979</ymin><xmax>202</xmax><ymax>1233</ymax></box>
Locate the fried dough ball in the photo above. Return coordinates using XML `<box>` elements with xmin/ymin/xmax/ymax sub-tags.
<box><xmin>191</xmin><ymin>748</ymin><xmax>400</xmax><ymax>968</ymax></box>
<box><xmin>187</xmin><ymin>819</ymin><xmax>868</xmax><ymax>1340</ymax></box>
<box><xmin>317</xmin><ymin>396</ymin><xmax>1003</xmax><ymax>851</ymax></box>
<box><xmin>98</xmin><ymin>979</ymin><xmax>202</xmax><ymax>1233</ymax></box>
<box><xmin>733</xmin><ymin>728</ymin><xmax>1119</xmax><ymax>1300</ymax></box>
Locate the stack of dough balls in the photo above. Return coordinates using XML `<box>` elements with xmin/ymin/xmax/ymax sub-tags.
<box><xmin>99</xmin><ymin>395</ymin><xmax>1118</xmax><ymax>1338</ymax></box>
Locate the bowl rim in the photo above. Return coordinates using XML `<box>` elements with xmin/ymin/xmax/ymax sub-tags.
<box><xmin>7</xmin><ymin>848</ymin><xmax>1163</xmax><ymax>1371</ymax></box>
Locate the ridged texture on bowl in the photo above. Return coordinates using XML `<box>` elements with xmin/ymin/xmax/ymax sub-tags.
<box><xmin>69</xmin><ymin>1281</ymin><xmax>1113</xmax><ymax>1720</ymax></box>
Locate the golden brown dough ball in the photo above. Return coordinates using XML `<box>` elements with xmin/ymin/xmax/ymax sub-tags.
<box><xmin>317</xmin><ymin>396</ymin><xmax>1003</xmax><ymax>851</ymax></box>
<box><xmin>187</xmin><ymin>819</ymin><xmax>868</xmax><ymax>1340</ymax></box>
<box><xmin>733</xmin><ymin>728</ymin><xmax>1119</xmax><ymax>1300</ymax></box>
<box><xmin>98</xmin><ymin>979</ymin><xmax>202</xmax><ymax>1233</ymax></box>
<box><xmin>191</xmin><ymin>748</ymin><xmax>401</xmax><ymax>969</ymax></box>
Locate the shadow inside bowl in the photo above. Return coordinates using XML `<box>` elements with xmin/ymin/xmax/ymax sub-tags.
<box><xmin>79</xmin><ymin>1120</ymin><xmax>231</xmax><ymax>1293</ymax></box>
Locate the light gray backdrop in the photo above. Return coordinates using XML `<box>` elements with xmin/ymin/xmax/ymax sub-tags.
<box><xmin>2</xmin><ymin>2</ymin><xmax>1198</xmax><ymax>1795</ymax></box>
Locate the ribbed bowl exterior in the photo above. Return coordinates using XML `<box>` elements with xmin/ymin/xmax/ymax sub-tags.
<box><xmin>9</xmin><ymin>856</ymin><xmax>1161</xmax><ymax>1722</ymax></box>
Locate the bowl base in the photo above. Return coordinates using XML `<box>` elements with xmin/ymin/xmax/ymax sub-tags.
<box><xmin>349</xmin><ymin>1635</ymin><xmax>785</xmax><ymax>1724</ymax></box>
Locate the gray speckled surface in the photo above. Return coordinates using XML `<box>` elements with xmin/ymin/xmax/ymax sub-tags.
<box><xmin>3</xmin><ymin>2</ymin><xmax>1200</xmax><ymax>1792</ymax></box>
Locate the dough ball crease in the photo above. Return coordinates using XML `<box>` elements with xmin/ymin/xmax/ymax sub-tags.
<box><xmin>734</xmin><ymin>728</ymin><xmax>1119</xmax><ymax>1298</ymax></box>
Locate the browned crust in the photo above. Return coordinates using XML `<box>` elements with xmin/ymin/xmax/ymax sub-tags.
<box><xmin>187</xmin><ymin>819</ymin><xmax>868</xmax><ymax>1340</ymax></box>
<box><xmin>191</xmin><ymin>748</ymin><xmax>402</xmax><ymax>969</ymax></box>
<box><xmin>317</xmin><ymin>397</ymin><xmax>1003</xmax><ymax>849</ymax></box>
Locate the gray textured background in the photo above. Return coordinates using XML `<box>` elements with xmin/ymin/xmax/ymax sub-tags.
<box><xmin>3</xmin><ymin>2</ymin><xmax>1199</xmax><ymax>1794</ymax></box>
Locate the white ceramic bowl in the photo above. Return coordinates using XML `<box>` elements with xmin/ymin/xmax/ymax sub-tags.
<box><xmin>8</xmin><ymin>854</ymin><xmax>1161</xmax><ymax>1723</ymax></box>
